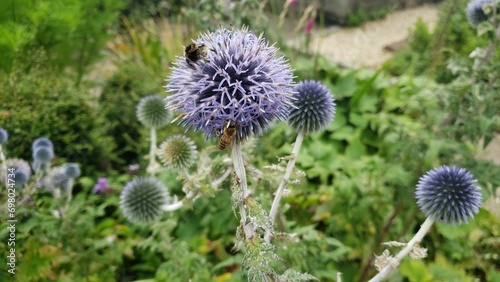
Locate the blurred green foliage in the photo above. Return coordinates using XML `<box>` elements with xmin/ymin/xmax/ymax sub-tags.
<box><xmin>383</xmin><ymin>0</ymin><xmax>490</xmax><ymax>82</ymax></box>
<box><xmin>0</xmin><ymin>0</ymin><xmax>124</xmax><ymax>84</ymax></box>
<box><xmin>0</xmin><ymin>50</ymin><xmax>115</xmax><ymax>177</ymax></box>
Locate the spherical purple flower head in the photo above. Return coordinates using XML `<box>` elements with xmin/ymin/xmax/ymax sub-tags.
<box><xmin>64</xmin><ymin>163</ymin><xmax>81</xmax><ymax>179</ymax></box>
<box><xmin>33</xmin><ymin>145</ymin><xmax>54</xmax><ymax>163</ymax></box>
<box><xmin>466</xmin><ymin>0</ymin><xmax>494</xmax><ymax>28</ymax></box>
<box><xmin>166</xmin><ymin>27</ymin><xmax>295</xmax><ymax>143</ymax></box>
<box><xmin>0</xmin><ymin>128</ymin><xmax>8</xmax><ymax>144</ymax></box>
<box><xmin>415</xmin><ymin>165</ymin><xmax>482</xmax><ymax>224</ymax></box>
<box><xmin>3</xmin><ymin>158</ymin><xmax>31</xmax><ymax>188</ymax></box>
<box><xmin>287</xmin><ymin>80</ymin><xmax>336</xmax><ymax>133</ymax></box>
<box><xmin>12</xmin><ymin>169</ymin><xmax>29</xmax><ymax>188</ymax></box>
<box><xmin>32</xmin><ymin>137</ymin><xmax>53</xmax><ymax>151</ymax></box>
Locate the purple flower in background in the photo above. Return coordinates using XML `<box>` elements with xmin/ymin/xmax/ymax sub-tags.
<box><xmin>305</xmin><ymin>19</ymin><xmax>314</xmax><ymax>34</ymax></box>
<box><xmin>93</xmin><ymin>177</ymin><xmax>112</xmax><ymax>195</ymax></box>
<box><xmin>166</xmin><ymin>27</ymin><xmax>295</xmax><ymax>143</ymax></box>
<box><xmin>289</xmin><ymin>0</ymin><xmax>298</xmax><ymax>5</ymax></box>
<box><xmin>466</xmin><ymin>0</ymin><xmax>494</xmax><ymax>28</ymax></box>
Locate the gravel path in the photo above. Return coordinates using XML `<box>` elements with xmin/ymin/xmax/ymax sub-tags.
<box><xmin>310</xmin><ymin>4</ymin><xmax>439</xmax><ymax>68</ymax></box>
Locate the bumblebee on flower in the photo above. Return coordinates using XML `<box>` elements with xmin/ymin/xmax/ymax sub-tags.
<box><xmin>166</xmin><ymin>27</ymin><xmax>295</xmax><ymax>145</ymax></box>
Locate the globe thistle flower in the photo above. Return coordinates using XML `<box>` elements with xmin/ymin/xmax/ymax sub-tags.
<box><xmin>64</xmin><ymin>163</ymin><xmax>81</xmax><ymax>179</ymax></box>
<box><xmin>5</xmin><ymin>158</ymin><xmax>31</xmax><ymax>178</ymax></box>
<box><xmin>12</xmin><ymin>169</ymin><xmax>30</xmax><ymax>187</ymax></box>
<box><xmin>120</xmin><ymin>177</ymin><xmax>169</xmax><ymax>224</ymax></box>
<box><xmin>32</xmin><ymin>137</ymin><xmax>54</xmax><ymax>151</ymax></box>
<box><xmin>415</xmin><ymin>165</ymin><xmax>482</xmax><ymax>224</ymax></box>
<box><xmin>33</xmin><ymin>145</ymin><xmax>54</xmax><ymax>163</ymax></box>
<box><xmin>466</xmin><ymin>0</ymin><xmax>494</xmax><ymax>28</ymax></box>
<box><xmin>2</xmin><ymin>158</ymin><xmax>31</xmax><ymax>188</ymax></box>
<box><xmin>287</xmin><ymin>80</ymin><xmax>336</xmax><ymax>133</ymax></box>
<box><xmin>137</xmin><ymin>95</ymin><xmax>171</xmax><ymax>128</ymax></box>
<box><xmin>0</xmin><ymin>128</ymin><xmax>8</xmax><ymax>144</ymax></box>
<box><xmin>166</xmin><ymin>27</ymin><xmax>295</xmax><ymax>143</ymax></box>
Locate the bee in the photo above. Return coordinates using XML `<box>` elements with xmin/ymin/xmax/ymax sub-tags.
<box><xmin>184</xmin><ymin>43</ymin><xmax>208</xmax><ymax>67</ymax></box>
<box><xmin>218</xmin><ymin>120</ymin><xmax>237</xmax><ymax>150</ymax></box>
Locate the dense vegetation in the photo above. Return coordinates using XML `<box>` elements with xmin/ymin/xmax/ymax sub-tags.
<box><xmin>0</xmin><ymin>0</ymin><xmax>498</xmax><ymax>281</ymax></box>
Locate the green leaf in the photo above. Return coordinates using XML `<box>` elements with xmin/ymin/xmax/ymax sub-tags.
<box><xmin>332</xmin><ymin>71</ymin><xmax>357</xmax><ymax>99</ymax></box>
<box><xmin>400</xmin><ymin>260</ymin><xmax>433</xmax><ymax>282</ymax></box>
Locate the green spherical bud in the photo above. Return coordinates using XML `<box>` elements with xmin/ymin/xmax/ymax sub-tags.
<box><xmin>158</xmin><ymin>135</ymin><xmax>197</xmax><ymax>170</ymax></box>
<box><xmin>137</xmin><ymin>95</ymin><xmax>171</xmax><ymax>128</ymax></box>
<box><xmin>120</xmin><ymin>177</ymin><xmax>169</xmax><ymax>224</ymax></box>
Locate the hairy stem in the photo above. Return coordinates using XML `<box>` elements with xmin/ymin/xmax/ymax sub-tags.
<box><xmin>368</xmin><ymin>217</ymin><xmax>434</xmax><ymax>282</ymax></box>
<box><xmin>0</xmin><ymin>145</ymin><xmax>7</xmax><ymax>188</ymax></box>
<box><xmin>232</xmin><ymin>142</ymin><xmax>253</xmax><ymax>239</ymax></box>
<box><xmin>147</xmin><ymin>127</ymin><xmax>158</xmax><ymax>175</ymax></box>
<box><xmin>266</xmin><ymin>131</ymin><xmax>305</xmax><ymax>242</ymax></box>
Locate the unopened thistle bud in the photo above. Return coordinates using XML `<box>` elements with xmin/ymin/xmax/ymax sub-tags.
<box><xmin>287</xmin><ymin>80</ymin><xmax>336</xmax><ymax>133</ymax></box>
<box><xmin>415</xmin><ymin>165</ymin><xmax>482</xmax><ymax>224</ymax></box>
<box><xmin>137</xmin><ymin>95</ymin><xmax>171</xmax><ymax>128</ymax></box>
<box><xmin>158</xmin><ymin>135</ymin><xmax>197</xmax><ymax>170</ymax></box>
<box><xmin>120</xmin><ymin>177</ymin><xmax>169</xmax><ymax>224</ymax></box>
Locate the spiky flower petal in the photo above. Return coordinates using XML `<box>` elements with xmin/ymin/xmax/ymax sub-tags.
<box><xmin>32</xmin><ymin>137</ymin><xmax>53</xmax><ymax>150</ymax></box>
<box><xmin>120</xmin><ymin>177</ymin><xmax>169</xmax><ymax>224</ymax></box>
<box><xmin>466</xmin><ymin>0</ymin><xmax>494</xmax><ymax>28</ymax></box>
<box><xmin>166</xmin><ymin>27</ymin><xmax>295</xmax><ymax>143</ymax></box>
<box><xmin>415</xmin><ymin>165</ymin><xmax>482</xmax><ymax>224</ymax></box>
<box><xmin>33</xmin><ymin>146</ymin><xmax>54</xmax><ymax>163</ymax></box>
<box><xmin>0</xmin><ymin>128</ymin><xmax>8</xmax><ymax>144</ymax></box>
<box><xmin>137</xmin><ymin>95</ymin><xmax>171</xmax><ymax>128</ymax></box>
<box><xmin>158</xmin><ymin>135</ymin><xmax>197</xmax><ymax>170</ymax></box>
<box><xmin>65</xmin><ymin>163</ymin><xmax>81</xmax><ymax>179</ymax></box>
<box><xmin>287</xmin><ymin>80</ymin><xmax>336</xmax><ymax>133</ymax></box>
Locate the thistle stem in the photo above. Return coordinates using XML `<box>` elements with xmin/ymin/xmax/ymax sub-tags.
<box><xmin>231</xmin><ymin>142</ymin><xmax>253</xmax><ymax>239</ymax></box>
<box><xmin>147</xmin><ymin>127</ymin><xmax>158</xmax><ymax>175</ymax></box>
<box><xmin>0</xmin><ymin>145</ymin><xmax>7</xmax><ymax>188</ymax></box>
<box><xmin>368</xmin><ymin>217</ymin><xmax>435</xmax><ymax>282</ymax></box>
<box><xmin>269</xmin><ymin>132</ymin><xmax>304</xmax><ymax>224</ymax></box>
<box><xmin>265</xmin><ymin>131</ymin><xmax>304</xmax><ymax>243</ymax></box>
<box><xmin>161</xmin><ymin>197</ymin><xmax>184</xmax><ymax>212</ymax></box>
